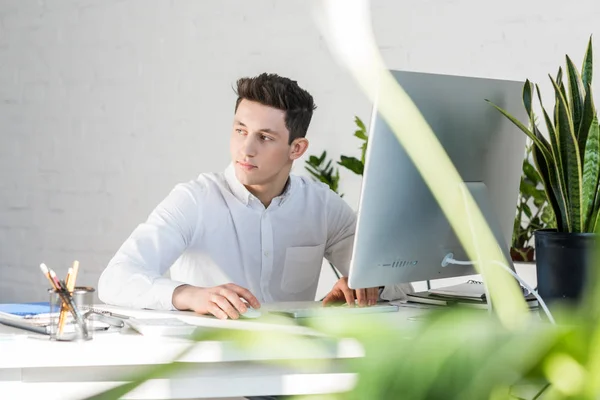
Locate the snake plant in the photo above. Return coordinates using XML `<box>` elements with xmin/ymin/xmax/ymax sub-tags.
<box><xmin>488</xmin><ymin>36</ymin><xmax>599</xmax><ymax>233</ymax></box>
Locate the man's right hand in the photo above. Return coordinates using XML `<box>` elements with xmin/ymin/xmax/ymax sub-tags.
<box><xmin>172</xmin><ymin>283</ymin><xmax>261</xmax><ymax>320</ymax></box>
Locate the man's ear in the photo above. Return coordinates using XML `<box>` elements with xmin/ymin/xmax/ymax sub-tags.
<box><xmin>289</xmin><ymin>138</ymin><xmax>309</xmax><ymax>160</ymax></box>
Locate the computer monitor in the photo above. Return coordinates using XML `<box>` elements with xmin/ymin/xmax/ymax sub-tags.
<box><xmin>347</xmin><ymin>70</ymin><xmax>528</xmax><ymax>290</ymax></box>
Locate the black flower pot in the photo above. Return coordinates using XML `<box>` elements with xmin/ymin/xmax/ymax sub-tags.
<box><xmin>534</xmin><ymin>230</ymin><xmax>598</xmax><ymax>304</ymax></box>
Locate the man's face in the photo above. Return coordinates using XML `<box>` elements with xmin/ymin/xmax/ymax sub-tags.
<box><xmin>230</xmin><ymin>99</ymin><xmax>297</xmax><ymax>187</ymax></box>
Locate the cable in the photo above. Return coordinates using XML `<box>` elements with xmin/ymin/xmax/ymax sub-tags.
<box><xmin>441</xmin><ymin>253</ymin><xmax>555</xmax><ymax>325</ymax></box>
<box><xmin>329</xmin><ymin>262</ymin><xmax>341</xmax><ymax>279</ymax></box>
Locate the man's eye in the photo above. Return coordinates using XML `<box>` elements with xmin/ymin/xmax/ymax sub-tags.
<box><xmin>236</xmin><ymin>129</ymin><xmax>246</xmax><ymax>135</ymax></box>
<box><xmin>261</xmin><ymin>135</ymin><xmax>272</xmax><ymax>141</ymax></box>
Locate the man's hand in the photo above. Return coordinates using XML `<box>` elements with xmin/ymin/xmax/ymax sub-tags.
<box><xmin>322</xmin><ymin>277</ymin><xmax>379</xmax><ymax>307</ymax></box>
<box><xmin>172</xmin><ymin>283</ymin><xmax>261</xmax><ymax>320</ymax></box>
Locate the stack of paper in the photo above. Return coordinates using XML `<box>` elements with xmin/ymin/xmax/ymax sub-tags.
<box><xmin>406</xmin><ymin>280</ymin><xmax>539</xmax><ymax>309</ymax></box>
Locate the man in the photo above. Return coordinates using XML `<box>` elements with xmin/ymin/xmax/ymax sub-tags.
<box><xmin>98</xmin><ymin>73</ymin><xmax>411</xmax><ymax>319</ymax></box>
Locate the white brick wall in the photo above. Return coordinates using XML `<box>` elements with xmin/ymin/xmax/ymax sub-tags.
<box><xmin>1</xmin><ymin>0</ymin><xmax>600</xmax><ymax>303</ymax></box>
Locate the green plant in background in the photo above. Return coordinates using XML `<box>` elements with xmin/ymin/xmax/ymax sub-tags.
<box><xmin>304</xmin><ymin>150</ymin><xmax>341</xmax><ymax>194</ymax></box>
<box><xmin>511</xmin><ymin>141</ymin><xmax>557</xmax><ymax>262</ymax></box>
<box><xmin>488</xmin><ymin>37</ymin><xmax>599</xmax><ymax>234</ymax></box>
<box><xmin>305</xmin><ymin>116</ymin><xmax>369</xmax><ymax>196</ymax></box>
<box><xmin>338</xmin><ymin>116</ymin><xmax>369</xmax><ymax>175</ymax></box>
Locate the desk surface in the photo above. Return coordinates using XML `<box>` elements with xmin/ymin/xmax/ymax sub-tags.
<box><xmin>0</xmin><ymin>301</ymin><xmax>430</xmax><ymax>400</ymax></box>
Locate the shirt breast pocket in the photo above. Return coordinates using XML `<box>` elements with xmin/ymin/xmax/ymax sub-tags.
<box><xmin>281</xmin><ymin>244</ymin><xmax>326</xmax><ymax>294</ymax></box>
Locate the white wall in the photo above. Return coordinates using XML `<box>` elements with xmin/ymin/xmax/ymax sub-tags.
<box><xmin>1</xmin><ymin>0</ymin><xmax>600</xmax><ymax>303</ymax></box>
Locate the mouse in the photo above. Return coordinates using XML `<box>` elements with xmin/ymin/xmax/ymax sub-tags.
<box><xmin>239</xmin><ymin>306</ymin><xmax>261</xmax><ymax>319</ymax></box>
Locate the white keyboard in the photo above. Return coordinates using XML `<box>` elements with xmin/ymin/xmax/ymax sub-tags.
<box><xmin>125</xmin><ymin>318</ymin><xmax>198</xmax><ymax>337</ymax></box>
<box><xmin>270</xmin><ymin>303</ymin><xmax>399</xmax><ymax>318</ymax></box>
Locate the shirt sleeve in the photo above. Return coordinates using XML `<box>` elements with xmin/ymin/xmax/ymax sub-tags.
<box><xmin>97</xmin><ymin>181</ymin><xmax>204</xmax><ymax>310</ymax></box>
<box><xmin>323</xmin><ymin>189</ymin><xmax>357</xmax><ymax>276</ymax></box>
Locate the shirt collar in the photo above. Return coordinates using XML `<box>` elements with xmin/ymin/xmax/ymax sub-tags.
<box><xmin>224</xmin><ymin>163</ymin><xmax>294</xmax><ymax>207</ymax></box>
<box><xmin>224</xmin><ymin>163</ymin><xmax>252</xmax><ymax>205</ymax></box>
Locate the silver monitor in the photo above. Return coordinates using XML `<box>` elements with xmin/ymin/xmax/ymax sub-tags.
<box><xmin>348</xmin><ymin>70</ymin><xmax>528</xmax><ymax>289</ymax></box>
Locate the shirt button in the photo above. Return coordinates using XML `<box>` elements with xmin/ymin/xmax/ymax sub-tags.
<box><xmin>264</xmin><ymin>251</ymin><xmax>269</xmax><ymax>257</ymax></box>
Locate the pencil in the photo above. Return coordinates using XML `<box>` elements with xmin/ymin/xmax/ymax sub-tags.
<box><xmin>39</xmin><ymin>263</ymin><xmax>59</xmax><ymax>291</ymax></box>
<box><xmin>58</xmin><ymin>261</ymin><xmax>79</xmax><ymax>335</ymax></box>
<box><xmin>49</xmin><ymin>270</ymin><xmax>63</xmax><ymax>291</ymax></box>
<box><xmin>70</xmin><ymin>260</ymin><xmax>79</xmax><ymax>287</ymax></box>
<box><xmin>64</xmin><ymin>267</ymin><xmax>73</xmax><ymax>291</ymax></box>
<box><xmin>57</xmin><ymin>267</ymin><xmax>74</xmax><ymax>335</ymax></box>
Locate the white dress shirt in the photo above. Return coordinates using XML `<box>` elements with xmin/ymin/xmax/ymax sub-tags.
<box><xmin>98</xmin><ymin>164</ymin><xmax>412</xmax><ymax>310</ymax></box>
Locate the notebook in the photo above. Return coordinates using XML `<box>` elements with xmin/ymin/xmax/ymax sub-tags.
<box><xmin>406</xmin><ymin>290</ymin><xmax>539</xmax><ymax>309</ymax></box>
<box><xmin>0</xmin><ymin>303</ymin><xmax>56</xmax><ymax>334</ymax></box>
<box><xmin>0</xmin><ymin>302</ymin><xmax>111</xmax><ymax>335</ymax></box>
<box><xmin>428</xmin><ymin>280</ymin><xmax>489</xmax><ymax>301</ymax></box>
<box><xmin>0</xmin><ymin>302</ymin><xmax>51</xmax><ymax>317</ymax></box>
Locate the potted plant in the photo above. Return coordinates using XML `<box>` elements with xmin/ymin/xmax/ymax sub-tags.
<box><xmin>510</xmin><ymin>141</ymin><xmax>556</xmax><ymax>262</ymax></box>
<box><xmin>305</xmin><ymin>116</ymin><xmax>369</xmax><ymax>198</ymax></box>
<box><xmin>488</xmin><ymin>36</ymin><xmax>599</xmax><ymax>304</ymax></box>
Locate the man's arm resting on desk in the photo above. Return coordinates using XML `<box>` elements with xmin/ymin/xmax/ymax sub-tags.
<box><xmin>172</xmin><ymin>283</ymin><xmax>261</xmax><ymax>320</ymax></box>
<box><xmin>98</xmin><ymin>182</ymin><xmax>203</xmax><ymax>310</ymax></box>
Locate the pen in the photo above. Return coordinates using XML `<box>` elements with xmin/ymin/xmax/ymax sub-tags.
<box><xmin>82</xmin><ymin>307</ymin><xmax>130</xmax><ymax>320</ymax></box>
<box><xmin>58</xmin><ymin>261</ymin><xmax>79</xmax><ymax>335</ymax></box>
<box><xmin>88</xmin><ymin>312</ymin><xmax>125</xmax><ymax>328</ymax></box>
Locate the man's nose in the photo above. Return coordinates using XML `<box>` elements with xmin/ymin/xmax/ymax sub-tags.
<box><xmin>241</xmin><ymin>135</ymin><xmax>258</xmax><ymax>157</ymax></box>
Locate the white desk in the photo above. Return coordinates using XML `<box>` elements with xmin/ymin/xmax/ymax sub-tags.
<box><xmin>0</xmin><ymin>301</ymin><xmax>429</xmax><ymax>399</ymax></box>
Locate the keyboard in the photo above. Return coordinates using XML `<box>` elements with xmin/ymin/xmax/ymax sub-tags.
<box><xmin>125</xmin><ymin>318</ymin><xmax>198</xmax><ymax>337</ymax></box>
<box><xmin>269</xmin><ymin>303</ymin><xmax>399</xmax><ymax>318</ymax></box>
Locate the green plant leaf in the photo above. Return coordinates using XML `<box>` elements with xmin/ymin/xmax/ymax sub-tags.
<box><xmin>536</xmin><ymin>84</ymin><xmax>565</xmax><ymax>187</ymax></box>
<box><xmin>551</xmin><ymin>75</ymin><xmax>583</xmax><ymax>232</ymax></box>
<box><xmin>536</xmin><ymin>84</ymin><xmax>560</xmax><ymax>155</ymax></box>
<box><xmin>556</xmin><ymin>67</ymin><xmax>568</xmax><ymax>107</ymax></box>
<box><xmin>522</xmin><ymin>203</ymin><xmax>533</xmax><ymax>218</ymax></box>
<box><xmin>589</xmin><ymin>184</ymin><xmax>600</xmax><ymax>233</ymax></box>
<box><xmin>583</xmin><ymin>116</ymin><xmax>600</xmax><ymax>231</ymax></box>
<box><xmin>305</xmin><ymin>166</ymin><xmax>320</xmax><ymax>178</ymax></box>
<box><xmin>578</xmin><ymin>84</ymin><xmax>596</xmax><ymax>157</ymax></box>
<box><xmin>355</xmin><ymin>116</ymin><xmax>367</xmax><ymax>132</ymax></box>
<box><xmin>554</xmin><ymin>67</ymin><xmax>569</xmax><ymax>130</ymax></box>
<box><xmin>308</xmin><ymin>155</ymin><xmax>321</xmax><ymax>166</ymax></box>
<box><xmin>566</xmin><ymin>55</ymin><xmax>586</xmax><ymax>137</ymax></box>
<box><xmin>338</xmin><ymin>155</ymin><xmax>364</xmax><ymax>175</ymax></box>
<box><xmin>354</xmin><ymin>130</ymin><xmax>368</xmax><ymax>140</ymax></box>
<box><xmin>523</xmin><ymin>162</ymin><xmax>542</xmax><ymax>184</ymax></box>
<box><xmin>541</xmin><ymin>208</ymin><xmax>555</xmax><ymax>226</ymax></box>
<box><xmin>520</xmin><ymin>180</ymin><xmax>538</xmax><ymax>198</ymax></box>
<box><xmin>360</xmin><ymin>142</ymin><xmax>368</xmax><ymax>165</ymax></box>
<box><xmin>318</xmin><ymin>150</ymin><xmax>327</xmax><ymax>164</ymax></box>
<box><xmin>305</xmin><ymin>150</ymin><xmax>341</xmax><ymax>194</ymax></box>
<box><xmin>490</xmin><ymin>87</ymin><xmax>569</xmax><ymax>231</ymax></box>
<box><xmin>533</xmin><ymin>197</ymin><xmax>545</xmax><ymax>208</ymax></box>
<box><xmin>486</xmin><ymin>100</ymin><xmax>553</xmax><ymax>162</ymax></box>
<box><xmin>523</xmin><ymin>80</ymin><xmax>534</xmax><ymax>118</ymax></box>
<box><xmin>535</xmin><ymin>84</ymin><xmax>571</xmax><ymax>230</ymax></box>
<box><xmin>532</xmin><ymin>141</ymin><xmax>567</xmax><ymax>231</ymax></box>
<box><xmin>582</xmin><ymin>35</ymin><xmax>594</xmax><ymax>90</ymax></box>
<box><xmin>534</xmin><ymin>188</ymin><xmax>549</xmax><ymax>201</ymax></box>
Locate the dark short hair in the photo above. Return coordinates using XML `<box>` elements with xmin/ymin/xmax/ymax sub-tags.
<box><xmin>234</xmin><ymin>73</ymin><xmax>316</xmax><ymax>144</ymax></box>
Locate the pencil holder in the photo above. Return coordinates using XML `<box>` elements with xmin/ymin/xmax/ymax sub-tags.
<box><xmin>48</xmin><ymin>286</ymin><xmax>95</xmax><ymax>341</ymax></box>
